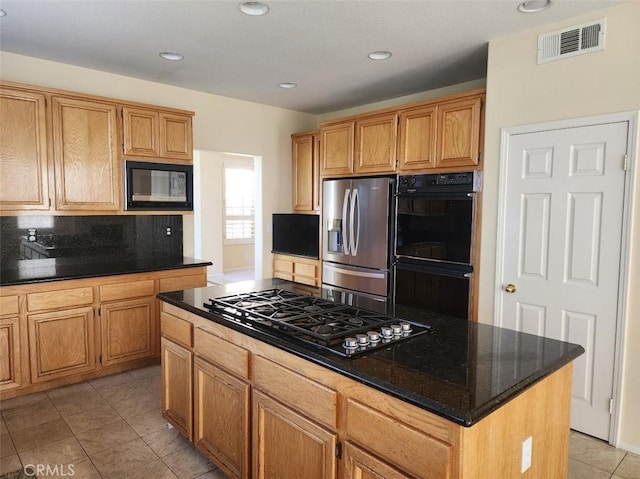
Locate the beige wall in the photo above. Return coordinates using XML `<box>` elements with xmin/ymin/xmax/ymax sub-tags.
<box><xmin>223</xmin><ymin>244</ymin><xmax>255</xmax><ymax>271</ymax></box>
<box><xmin>0</xmin><ymin>52</ymin><xmax>317</xmax><ymax>278</ymax></box>
<box><xmin>482</xmin><ymin>2</ymin><xmax>640</xmax><ymax>451</ymax></box>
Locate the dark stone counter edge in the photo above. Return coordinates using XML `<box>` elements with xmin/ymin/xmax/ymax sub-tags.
<box><xmin>157</xmin><ymin>291</ymin><xmax>584</xmax><ymax>427</ymax></box>
<box><xmin>0</xmin><ymin>258</ymin><xmax>212</xmax><ymax>286</ymax></box>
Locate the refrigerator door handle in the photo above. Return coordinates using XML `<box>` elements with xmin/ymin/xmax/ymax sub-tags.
<box><xmin>350</xmin><ymin>188</ymin><xmax>360</xmax><ymax>256</ymax></box>
<box><xmin>342</xmin><ymin>188</ymin><xmax>351</xmax><ymax>255</ymax></box>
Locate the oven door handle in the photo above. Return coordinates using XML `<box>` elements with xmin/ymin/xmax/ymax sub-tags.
<box><xmin>350</xmin><ymin>188</ymin><xmax>360</xmax><ymax>256</ymax></box>
<box><xmin>342</xmin><ymin>188</ymin><xmax>351</xmax><ymax>255</ymax></box>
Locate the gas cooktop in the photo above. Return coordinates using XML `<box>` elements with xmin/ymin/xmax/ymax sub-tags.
<box><xmin>203</xmin><ymin>288</ymin><xmax>433</xmax><ymax>357</ymax></box>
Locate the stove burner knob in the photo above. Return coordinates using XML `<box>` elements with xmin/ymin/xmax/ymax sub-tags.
<box><xmin>344</xmin><ymin>337</ymin><xmax>358</xmax><ymax>349</ymax></box>
<box><xmin>366</xmin><ymin>331</ymin><xmax>381</xmax><ymax>342</ymax></box>
<box><xmin>356</xmin><ymin>334</ymin><xmax>369</xmax><ymax>346</ymax></box>
<box><xmin>400</xmin><ymin>322</ymin><xmax>412</xmax><ymax>332</ymax></box>
<box><xmin>391</xmin><ymin>324</ymin><xmax>402</xmax><ymax>335</ymax></box>
<box><xmin>381</xmin><ymin>327</ymin><xmax>393</xmax><ymax>339</ymax></box>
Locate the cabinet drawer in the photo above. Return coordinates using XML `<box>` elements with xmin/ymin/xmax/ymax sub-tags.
<box><xmin>274</xmin><ymin>272</ymin><xmax>294</xmax><ymax>281</ymax></box>
<box><xmin>159</xmin><ymin>274</ymin><xmax>205</xmax><ymax>293</ymax></box>
<box><xmin>346</xmin><ymin>399</ymin><xmax>452</xmax><ymax>478</ymax></box>
<box><xmin>100</xmin><ymin>280</ymin><xmax>155</xmax><ymax>302</ymax></box>
<box><xmin>294</xmin><ymin>262</ymin><xmax>316</xmax><ymax>278</ymax></box>
<box><xmin>27</xmin><ymin>287</ymin><xmax>93</xmax><ymax>312</ymax></box>
<box><xmin>0</xmin><ymin>295</ymin><xmax>19</xmax><ymax>316</ymax></box>
<box><xmin>161</xmin><ymin>312</ymin><xmax>193</xmax><ymax>347</ymax></box>
<box><xmin>294</xmin><ymin>276</ymin><xmax>317</xmax><ymax>286</ymax></box>
<box><xmin>274</xmin><ymin>258</ymin><xmax>294</xmax><ymax>274</ymax></box>
<box><xmin>252</xmin><ymin>355</ymin><xmax>337</xmax><ymax>429</ymax></box>
<box><xmin>194</xmin><ymin>327</ymin><xmax>249</xmax><ymax>379</ymax></box>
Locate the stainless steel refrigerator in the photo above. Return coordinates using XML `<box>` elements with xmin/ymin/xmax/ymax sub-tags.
<box><xmin>322</xmin><ymin>177</ymin><xmax>394</xmax><ymax>301</ymax></box>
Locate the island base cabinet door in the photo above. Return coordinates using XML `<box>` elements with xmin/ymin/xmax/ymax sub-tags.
<box><xmin>343</xmin><ymin>442</ymin><xmax>412</xmax><ymax>479</ymax></box>
<box><xmin>27</xmin><ymin>307</ymin><xmax>96</xmax><ymax>383</ymax></box>
<box><xmin>252</xmin><ymin>391</ymin><xmax>337</xmax><ymax>479</ymax></box>
<box><xmin>161</xmin><ymin>337</ymin><xmax>193</xmax><ymax>440</ymax></box>
<box><xmin>101</xmin><ymin>298</ymin><xmax>155</xmax><ymax>366</ymax></box>
<box><xmin>194</xmin><ymin>358</ymin><xmax>250</xmax><ymax>479</ymax></box>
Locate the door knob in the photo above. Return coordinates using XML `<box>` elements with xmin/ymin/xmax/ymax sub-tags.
<box><xmin>504</xmin><ymin>284</ymin><xmax>517</xmax><ymax>293</ymax></box>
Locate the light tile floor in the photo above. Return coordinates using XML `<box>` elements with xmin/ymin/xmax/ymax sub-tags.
<box><xmin>1</xmin><ymin>364</ymin><xmax>638</xmax><ymax>478</ymax></box>
<box><xmin>0</xmin><ymin>365</ymin><xmax>227</xmax><ymax>479</ymax></box>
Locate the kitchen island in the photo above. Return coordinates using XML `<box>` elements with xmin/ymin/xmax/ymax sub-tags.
<box><xmin>158</xmin><ymin>279</ymin><xmax>584</xmax><ymax>479</ymax></box>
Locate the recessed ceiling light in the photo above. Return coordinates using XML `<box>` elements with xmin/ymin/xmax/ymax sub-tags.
<box><xmin>368</xmin><ymin>51</ymin><xmax>392</xmax><ymax>61</ymax></box>
<box><xmin>159</xmin><ymin>52</ymin><xmax>184</xmax><ymax>61</ymax></box>
<box><xmin>0</xmin><ymin>9</ymin><xmax>7</xmax><ymax>17</ymax></box>
<box><xmin>517</xmin><ymin>0</ymin><xmax>551</xmax><ymax>13</ymax></box>
<box><xmin>279</xmin><ymin>82</ymin><xmax>297</xmax><ymax>89</ymax></box>
<box><xmin>239</xmin><ymin>2</ymin><xmax>270</xmax><ymax>16</ymax></box>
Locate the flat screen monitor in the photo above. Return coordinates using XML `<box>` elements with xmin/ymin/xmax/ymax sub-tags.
<box><xmin>272</xmin><ymin>214</ymin><xmax>319</xmax><ymax>259</ymax></box>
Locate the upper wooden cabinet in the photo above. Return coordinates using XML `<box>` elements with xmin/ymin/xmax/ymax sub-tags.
<box><xmin>292</xmin><ymin>132</ymin><xmax>317</xmax><ymax>212</ymax></box>
<box><xmin>354</xmin><ymin>112</ymin><xmax>398</xmax><ymax>175</ymax></box>
<box><xmin>397</xmin><ymin>104</ymin><xmax>437</xmax><ymax>172</ymax></box>
<box><xmin>123</xmin><ymin>107</ymin><xmax>193</xmax><ymax>162</ymax></box>
<box><xmin>313</xmin><ymin>89</ymin><xmax>485</xmax><ymax>178</ymax></box>
<box><xmin>435</xmin><ymin>95</ymin><xmax>482</xmax><ymax>169</ymax></box>
<box><xmin>320</xmin><ymin>121</ymin><xmax>354</xmax><ymax>177</ymax></box>
<box><xmin>52</xmin><ymin>96</ymin><xmax>120</xmax><ymax>211</ymax></box>
<box><xmin>0</xmin><ymin>87</ymin><xmax>51</xmax><ymax>210</ymax></box>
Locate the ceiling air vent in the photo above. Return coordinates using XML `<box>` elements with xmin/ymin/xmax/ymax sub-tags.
<box><xmin>537</xmin><ymin>18</ymin><xmax>605</xmax><ymax>64</ymax></box>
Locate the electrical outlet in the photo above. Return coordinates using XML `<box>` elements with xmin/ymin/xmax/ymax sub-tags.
<box><xmin>521</xmin><ymin>436</ymin><xmax>532</xmax><ymax>473</ymax></box>
<box><xmin>166</xmin><ymin>227</ymin><xmax>172</xmax><ymax>236</ymax></box>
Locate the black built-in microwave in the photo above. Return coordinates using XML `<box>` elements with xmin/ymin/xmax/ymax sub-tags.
<box><xmin>124</xmin><ymin>160</ymin><xmax>193</xmax><ymax>211</ymax></box>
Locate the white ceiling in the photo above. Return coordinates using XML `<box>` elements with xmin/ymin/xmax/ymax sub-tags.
<box><xmin>0</xmin><ymin>0</ymin><xmax>621</xmax><ymax>114</ymax></box>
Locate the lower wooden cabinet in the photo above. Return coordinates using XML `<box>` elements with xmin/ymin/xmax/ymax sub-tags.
<box><xmin>27</xmin><ymin>307</ymin><xmax>96</xmax><ymax>382</ymax></box>
<box><xmin>273</xmin><ymin>254</ymin><xmax>321</xmax><ymax>286</ymax></box>
<box><xmin>0</xmin><ymin>315</ymin><xmax>21</xmax><ymax>391</ymax></box>
<box><xmin>343</xmin><ymin>442</ymin><xmax>411</xmax><ymax>479</ymax></box>
<box><xmin>101</xmin><ymin>297</ymin><xmax>155</xmax><ymax>366</ymax></box>
<box><xmin>252</xmin><ymin>390</ymin><xmax>337</xmax><ymax>479</ymax></box>
<box><xmin>194</xmin><ymin>357</ymin><xmax>250</xmax><ymax>479</ymax></box>
<box><xmin>161</xmin><ymin>337</ymin><xmax>193</xmax><ymax>440</ymax></box>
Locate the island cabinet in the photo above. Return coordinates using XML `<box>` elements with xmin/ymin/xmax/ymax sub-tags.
<box><xmin>0</xmin><ymin>87</ymin><xmax>50</xmax><ymax>211</ymax></box>
<box><xmin>159</xmin><ymin>295</ymin><xmax>576</xmax><ymax>479</ymax></box>
<box><xmin>122</xmin><ymin>106</ymin><xmax>193</xmax><ymax>162</ymax></box>
<box><xmin>292</xmin><ymin>131</ymin><xmax>321</xmax><ymax>212</ymax></box>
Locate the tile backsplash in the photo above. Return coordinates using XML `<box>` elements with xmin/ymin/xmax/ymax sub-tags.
<box><xmin>0</xmin><ymin>215</ymin><xmax>183</xmax><ymax>264</ymax></box>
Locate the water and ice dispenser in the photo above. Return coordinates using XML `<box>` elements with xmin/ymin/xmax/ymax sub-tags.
<box><xmin>326</xmin><ymin>218</ymin><xmax>343</xmax><ymax>253</ymax></box>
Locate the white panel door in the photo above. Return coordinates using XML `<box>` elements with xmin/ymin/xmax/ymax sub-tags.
<box><xmin>498</xmin><ymin>121</ymin><xmax>628</xmax><ymax>440</ymax></box>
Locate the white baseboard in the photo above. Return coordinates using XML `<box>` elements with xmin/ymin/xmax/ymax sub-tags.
<box><xmin>614</xmin><ymin>441</ymin><xmax>640</xmax><ymax>455</ymax></box>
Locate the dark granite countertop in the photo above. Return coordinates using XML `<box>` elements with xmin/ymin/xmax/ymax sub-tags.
<box><xmin>0</xmin><ymin>256</ymin><xmax>212</xmax><ymax>286</ymax></box>
<box><xmin>157</xmin><ymin>278</ymin><xmax>584</xmax><ymax>427</ymax></box>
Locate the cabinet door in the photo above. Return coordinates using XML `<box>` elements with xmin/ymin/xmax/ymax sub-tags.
<box><xmin>0</xmin><ymin>315</ymin><xmax>22</xmax><ymax>391</ymax></box>
<box><xmin>101</xmin><ymin>297</ymin><xmax>155</xmax><ymax>366</ymax></box>
<box><xmin>344</xmin><ymin>442</ymin><xmax>412</xmax><ymax>479</ymax></box>
<box><xmin>52</xmin><ymin>96</ymin><xmax>120</xmax><ymax>210</ymax></box>
<box><xmin>320</xmin><ymin>122</ymin><xmax>354</xmax><ymax>177</ymax></box>
<box><xmin>253</xmin><ymin>390</ymin><xmax>337</xmax><ymax>479</ymax></box>
<box><xmin>435</xmin><ymin>96</ymin><xmax>482</xmax><ymax>169</ymax></box>
<box><xmin>292</xmin><ymin>133</ymin><xmax>314</xmax><ymax>212</ymax></box>
<box><xmin>398</xmin><ymin>105</ymin><xmax>437</xmax><ymax>172</ymax></box>
<box><xmin>27</xmin><ymin>307</ymin><xmax>96</xmax><ymax>383</ymax></box>
<box><xmin>160</xmin><ymin>112</ymin><xmax>193</xmax><ymax>161</ymax></box>
<box><xmin>194</xmin><ymin>357</ymin><xmax>250</xmax><ymax>479</ymax></box>
<box><xmin>161</xmin><ymin>337</ymin><xmax>193</xmax><ymax>440</ymax></box>
<box><xmin>0</xmin><ymin>88</ymin><xmax>50</xmax><ymax>210</ymax></box>
<box><xmin>355</xmin><ymin>113</ymin><xmax>398</xmax><ymax>174</ymax></box>
<box><xmin>122</xmin><ymin>106</ymin><xmax>160</xmax><ymax>157</ymax></box>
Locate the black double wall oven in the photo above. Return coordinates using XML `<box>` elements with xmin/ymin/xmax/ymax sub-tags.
<box><xmin>393</xmin><ymin>172</ymin><xmax>480</xmax><ymax>319</ymax></box>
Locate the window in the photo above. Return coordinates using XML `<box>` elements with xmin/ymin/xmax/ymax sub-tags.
<box><xmin>223</xmin><ymin>160</ymin><xmax>255</xmax><ymax>243</ymax></box>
